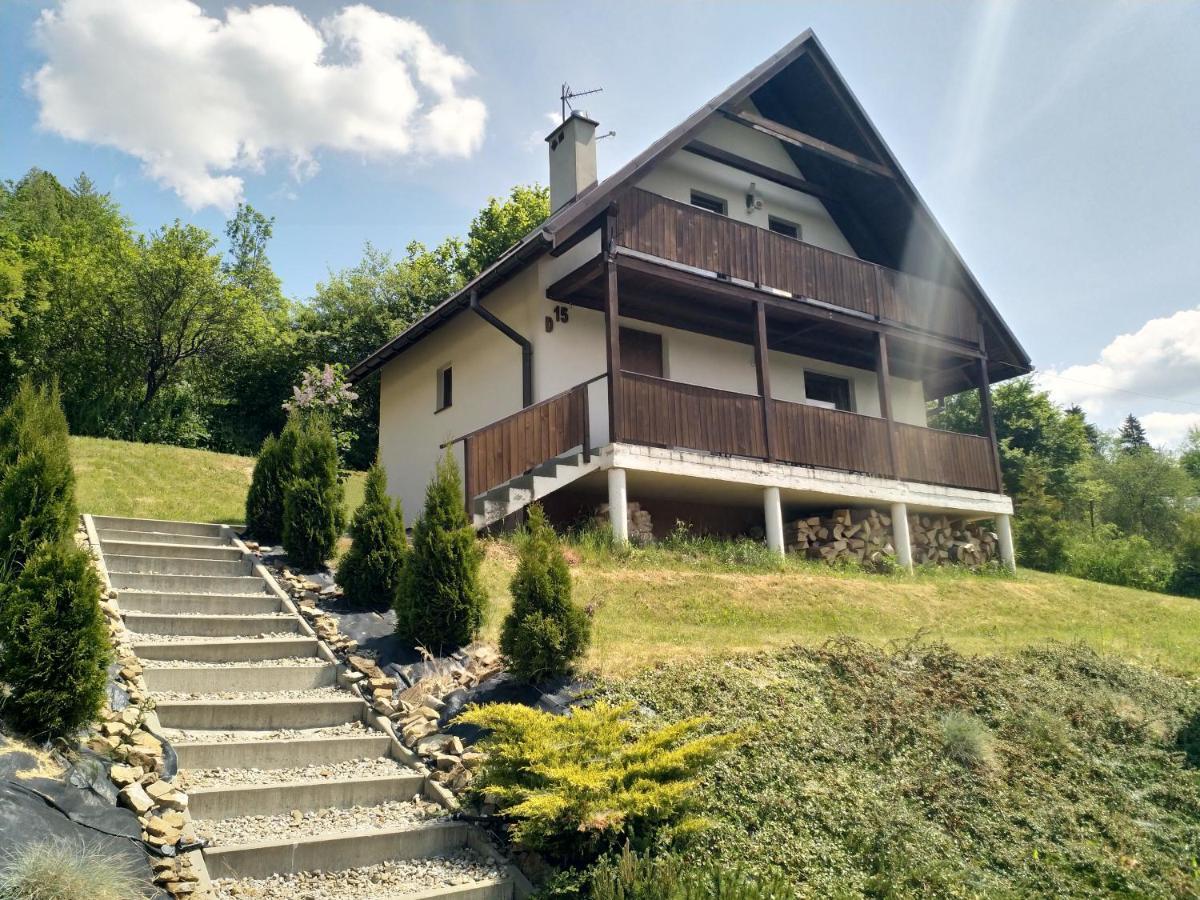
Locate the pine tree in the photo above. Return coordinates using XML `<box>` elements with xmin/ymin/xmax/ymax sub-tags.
<box><xmin>501</xmin><ymin>504</ymin><xmax>589</xmax><ymax>682</ymax></box>
<box><xmin>394</xmin><ymin>454</ymin><xmax>484</xmax><ymax>653</ymax></box>
<box><xmin>1118</xmin><ymin>414</ymin><xmax>1150</xmax><ymax>454</ymax></box>
<box><xmin>282</xmin><ymin>414</ymin><xmax>345</xmax><ymax>569</ymax></box>
<box><xmin>0</xmin><ymin>378</ymin><xmax>77</xmax><ymax>578</ymax></box>
<box><xmin>245</xmin><ymin>423</ymin><xmax>298</xmax><ymax>542</ymax></box>
<box><xmin>0</xmin><ymin>540</ymin><xmax>109</xmax><ymax>740</ymax></box>
<box><xmin>339</xmin><ymin>461</ymin><xmax>407</xmax><ymax>610</ymax></box>
<box><xmin>1014</xmin><ymin>463</ymin><xmax>1068</xmax><ymax>573</ymax></box>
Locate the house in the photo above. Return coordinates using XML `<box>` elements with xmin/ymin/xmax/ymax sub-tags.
<box><xmin>348</xmin><ymin>30</ymin><xmax>1030</xmax><ymax>571</ymax></box>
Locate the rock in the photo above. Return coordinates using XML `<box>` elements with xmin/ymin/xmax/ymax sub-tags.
<box><xmin>110</xmin><ymin>763</ymin><xmax>144</xmax><ymax>786</ymax></box>
<box><xmin>434</xmin><ymin>753</ymin><xmax>459</xmax><ymax>772</ymax></box>
<box><xmin>119</xmin><ymin>782</ymin><xmax>155</xmax><ymax>815</ymax></box>
<box><xmin>402</xmin><ymin>719</ymin><xmax>438</xmax><ymax>746</ymax></box>
<box><xmin>461</xmin><ymin>752</ymin><xmax>485</xmax><ymax>771</ymax></box>
<box><xmin>373</xmin><ymin>698</ymin><xmax>396</xmax><ymax>718</ymax></box>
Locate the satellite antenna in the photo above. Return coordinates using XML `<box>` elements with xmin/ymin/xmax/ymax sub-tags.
<box><xmin>560</xmin><ymin>83</ymin><xmax>603</xmax><ymax>121</ymax></box>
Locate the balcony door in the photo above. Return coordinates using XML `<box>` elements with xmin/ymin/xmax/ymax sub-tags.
<box><xmin>619</xmin><ymin>327</ymin><xmax>664</xmax><ymax>377</ymax></box>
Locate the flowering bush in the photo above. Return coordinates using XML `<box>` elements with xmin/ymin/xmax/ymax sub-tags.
<box><xmin>283</xmin><ymin>363</ymin><xmax>358</xmax><ymax>464</ymax></box>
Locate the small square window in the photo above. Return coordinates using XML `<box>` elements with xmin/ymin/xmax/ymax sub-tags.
<box><xmin>805</xmin><ymin>371</ymin><xmax>853</xmax><ymax>412</ymax></box>
<box><xmin>689</xmin><ymin>190</ymin><xmax>727</xmax><ymax>216</ymax></box>
<box><xmin>436</xmin><ymin>365</ymin><xmax>453</xmax><ymax>412</ymax></box>
<box><xmin>768</xmin><ymin>216</ymin><xmax>800</xmax><ymax>240</ymax></box>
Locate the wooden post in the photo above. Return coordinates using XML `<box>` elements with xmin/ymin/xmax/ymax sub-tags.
<box><xmin>875</xmin><ymin>332</ymin><xmax>898</xmax><ymax>477</ymax></box>
<box><xmin>977</xmin><ymin>355</ymin><xmax>1003</xmax><ymax>493</ymax></box>
<box><xmin>461</xmin><ymin>437</ymin><xmax>473</xmax><ymax>519</ymax></box>
<box><xmin>603</xmin><ymin>206</ymin><xmax>622</xmax><ymax>443</ymax></box>
<box><xmin>753</xmin><ymin>301</ymin><xmax>776</xmax><ymax>461</ymax></box>
<box><xmin>580</xmin><ymin>383</ymin><xmax>591</xmax><ymax>463</ymax></box>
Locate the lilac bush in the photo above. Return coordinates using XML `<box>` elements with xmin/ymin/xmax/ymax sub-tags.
<box><xmin>284</xmin><ymin>363</ymin><xmax>359</xmax><ymax>464</ymax></box>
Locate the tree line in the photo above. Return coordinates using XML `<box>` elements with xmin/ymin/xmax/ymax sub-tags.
<box><xmin>0</xmin><ymin>169</ymin><xmax>549</xmax><ymax>470</ymax></box>
<box><xmin>934</xmin><ymin>381</ymin><xmax>1200</xmax><ymax>595</ymax></box>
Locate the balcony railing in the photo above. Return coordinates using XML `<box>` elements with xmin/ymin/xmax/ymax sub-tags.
<box><xmin>614</xmin><ymin>188</ymin><xmax>980</xmax><ymax>344</ymax></box>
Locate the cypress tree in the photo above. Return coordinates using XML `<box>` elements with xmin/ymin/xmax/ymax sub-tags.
<box><xmin>245</xmin><ymin>422</ymin><xmax>298</xmax><ymax>542</ymax></box>
<box><xmin>394</xmin><ymin>454</ymin><xmax>484</xmax><ymax>653</ymax></box>
<box><xmin>0</xmin><ymin>378</ymin><xmax>76</xmax><ymax>577</ymax></box>
<box><xmin>500</xmin><ymin>504</ymin><xmax>590</xmax><ymax>682</ymax></box>
<box><xmin>0</xmin><ymin>540</ymin><xmax>109</xmax><ymax>740</ymax></box>
<box><xmin>339</xmin><ymin>461</ymin><xmax>407</xmax><ymax>610</ymax></box>
<box><xmin>282</xmin><ymin>414</ymin><xmax>345</xmax><ymax>570</ymax></box>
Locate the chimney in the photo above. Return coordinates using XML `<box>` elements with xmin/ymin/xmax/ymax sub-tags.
<box><xmin>545</xmin><ymin>111</ymin><xmax>598</xmax><ymax>212</ymax></box>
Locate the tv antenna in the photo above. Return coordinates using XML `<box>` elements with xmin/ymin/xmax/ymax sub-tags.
<box><xmin>561</xmin><ymin>83</ymin><xmax>603</xmax><ymax>121</ymax></box>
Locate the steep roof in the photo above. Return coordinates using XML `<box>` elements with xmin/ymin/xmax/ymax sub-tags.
<box><xmin>350</xmin><ymin>30</ymin><xmax>1031</xmax><ymax>384</ymax></box>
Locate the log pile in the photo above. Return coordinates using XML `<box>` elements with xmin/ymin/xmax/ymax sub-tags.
<box><xmin>786</xmin><ymin>507</ymin><xmax>999</xmax><ymax>568</ymax></box>
<box><xmin>594</xmin><ymin>501</ymin><xmax>654</xmax><ymax>544</ymax></box>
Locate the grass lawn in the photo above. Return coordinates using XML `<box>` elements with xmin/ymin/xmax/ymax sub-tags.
<box><xmin>70</xmin><ymin>435</ymin><xmax>364</xmax><ymax>527</ymax></box>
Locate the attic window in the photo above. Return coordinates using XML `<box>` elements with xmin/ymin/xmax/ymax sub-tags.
<box><xmin>436</xmin><ymin>364</ymin><xmax>453</xmax><ymax>412</ymax></box>
<box><xmin>768</xmin><ymin>216</ymin><xmax>800</xmax><ymax>240</ymax></box>
<box><xmin>689</xmin><ymin>190</ymin><xmax>727</xmax><ymax>216</ymax></box>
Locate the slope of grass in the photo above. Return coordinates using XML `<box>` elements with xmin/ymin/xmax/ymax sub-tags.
<box><xmin>601</xmin><ymin>642</ymin><xmax>1200</xmax><ymax>898</ymax></box>
<box><xmin>70</xmin><ymin>435</ymin><xmax>364</xmax><ymax>527</ymax></box>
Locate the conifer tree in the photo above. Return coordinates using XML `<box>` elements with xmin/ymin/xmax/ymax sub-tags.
<box><xmin>339</xmin><ymin>461</ymin><xmax>407</xmax><ymax>610</ymax></box>
<box><xmin>1014</xmin><ymin>463</ymin><xmax>1067</xmax><ymax>572</ymax></box>
<box><xmin>245</xmin><ymin>422</ymin><xmax>298</xmax><ymax>542</ymax></box>
<box><xmin>0</xmin><ymin>538</ymin><xmax>109</xmax><ymax>740</ymax></box>
<box><xmin>394</xmin><ymin>454</ymin><xmax>484</xmax><ymax>653</ymax></box>
<box><xmin>501</xmin><ymin>504</ymin><xmax>589</xmax><ymax>682</ymax></box>
<box><xmin>0</xmin><ymin>378</ymin><xmax>77</xmax><ymax>577</ymax></box>
<box><xmin>1118</xmin><ymin>414</ymin><xmax>1150</xmax><ymax>454</ymax></box>
<box><xmin>282</xmin><ymin>414</ymin><xmax>344</xmax><ymax>569</ymax></box>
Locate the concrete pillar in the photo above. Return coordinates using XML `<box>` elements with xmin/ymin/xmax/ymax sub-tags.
<box><xmin>996</xmin><ymin>513</ymin><xmax>1016</xmax><ymax>572</ymax></box>
<box><xmin>608</xmin><ymin>467</ymin><xmax>629</xmax><ymax>545</ymax></box>
<box><xmin>891</xmin><ymin>502</ymin><xmax>913</xmax><ymax>573</ymax></box>
<box><xmin>763</xmin><ymin>486</ymin><xmax>784</xmax><ymax>556</ymax></box>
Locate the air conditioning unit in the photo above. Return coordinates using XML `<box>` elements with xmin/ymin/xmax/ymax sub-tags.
<box><xmin>745</xmin><ymin>182</ymin><xmax>764</xmax><ymax>213</ymax></box>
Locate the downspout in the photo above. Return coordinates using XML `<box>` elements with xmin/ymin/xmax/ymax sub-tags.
<box><xmin>469</xmin><ymin>290</ymin><xmax>533</xmax><ymax>408</ymax></box>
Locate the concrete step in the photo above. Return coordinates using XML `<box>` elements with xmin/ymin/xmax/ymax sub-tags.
<box><xmin>104</xmin><ymin>554</ymin><xmax>250</xmax><ymax>577</ymax></box>
<box><xmin>155</xmin><ymin>697</ymin><xmax>365</xmax><ymax>731</ymax></box>
<box><xmin>99</xmin><ymin>540</ymin><xmax>243</xmax><ymax>561</ymax></box>
<box><xmin>174</xmin><ymin>734</ymin><xmax>392</xmax><ymax>771</ymax></box>
<box><xmin>188</xmin><ymin>773</ymin><xmax>424</xmax><ymax>821</ymax></box>
<box><xmin>144</xmin><ymin>662</ymin><xmax>336</xmax><ymax>694</ymax></box>
<box><xmin>123</xmin><ymin>612</ymin><xmax>300</xmax><ymax>638</ymax></box>
<box><xmin>117</xmin><ymin>591</ymin><xmax>283</xmax><ymax>615</ymax></box>
<box><xmin>108</xmin><ymin>572</ymin><xmax>268</xmax><ymax>594</ymax></box>
<box><xmin>134</xmin><ymin>636</ymin><xmax>319</xmax><ymax>662</ymax></box>
<box><xmin>99</xmin><ymin>528</ymin><xmax>228</xmax><ymax>547</ymax></box>
<box><xmin>91</xmin><ymin>515</ymin><xmax>225</xmax><ymax>538</ymax></box>
<box><xmin>203</xmin><ymin>821</ymin><xmax>472</xmax><ymax>880</ymax></box>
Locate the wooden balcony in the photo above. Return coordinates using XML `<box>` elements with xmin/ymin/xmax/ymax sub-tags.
<box><xmin>613</xmin><ymin>188</ymin><xmax>980</xmax><ymax>345</ymax></box>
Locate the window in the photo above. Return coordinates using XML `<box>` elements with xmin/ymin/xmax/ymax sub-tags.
<box><xmin>768</xmin><ymin>216</ymin><xmax>800</xmax><ymax>240</ymax></box>
<box><xmin>804</xmin><ymin>371</ymin><xmax>853</xmax><ymax>412</ymax></box>
<box><xmin>689</xmin><ymin>190</ymin><xmax>727</xmax><ymax>216</ymax></box>
<box><xmin>436</xmin><ymin>365</ymin><xmax>453</xmax><ymax>412</ymax></box>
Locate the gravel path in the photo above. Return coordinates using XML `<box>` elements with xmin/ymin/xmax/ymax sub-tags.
<box><xmin>142</xmin><ymin>655</ymin><xmax>325</xmax><ymax>668</ymax></box>
<box><xmin>152</xmin><ymin>686</ymin><xmax>347</xmax><ymax>702</ymax></box>
<box><xmin>195</xmin><ymin>798</ymin><xmax>440</xmax><ymax>846</ymax></box>
<box><xmin>212</xmin><ymin>851</ymin><xmax>503</xmax><ymax>899</ymax></box>
<box><xmin>162</xmin><ymin>721</ymin><xmax>373</xmax><ymax>745</ymax></box>
<box><xmin>132</xmin><ymin>632</ymin><xmax>301</xmax><ymax>644</ymax></box>
<box><xmin>177</xmin><ymin>756</ymin><xmax>410</xmax><ymax>789</ymax></box>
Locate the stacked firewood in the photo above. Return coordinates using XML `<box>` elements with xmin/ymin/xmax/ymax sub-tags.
<box><xmin>909</xmin><ymin>514</ymin><xmax>998</xmax><ymax>566</ymax></box>
<box><xmin>786</xmin><ymin>507</ymin><xmax>998</xmax><ymax>568</ymax></box>
<box><xmin>595</xmin><ymin>501</ymin><xmax>654</xmax><ymax>544</ymax></box>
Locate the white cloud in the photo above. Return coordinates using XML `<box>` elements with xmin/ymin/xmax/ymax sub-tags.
<box><xmin>1141</xmin><ymin>412</ymin><xmax>1200</xmax><ymax>449</ymax></box>
<box><xmin>30</xmin><ymin>0</ymin><xmax>488</xmax><ymax>211</ymax></box>
<box><xmin>1039</xmin><ymin>306</ymin><xmax>1200</xmax><ymax>418</ymax></box>
<box><xmin>525</xmin><ymin>111</ymin><xmax>562</xmax><ymax>152</ymax></box>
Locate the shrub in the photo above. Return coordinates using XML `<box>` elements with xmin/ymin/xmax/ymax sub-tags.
<box><xmin>589</xmin><ymin>847</ymin><xmax>793</xmax><ymax>900</ymax></box>
<box><xmin>394</xmin><ymin>454</ymin><xmax>484</xmax><ymax>653</ymax></box>
<box><xmin>1065</xmin><ymin>525</ymin><xmax>1175</xmax><ymax>593</ymax></box>
<box><xmin>244</xmin><ymin>423</ymin><xmax>298</xmax><ymax>542</ymax></box>
<box><xmin>0</xmin><ymin>837</ymin><xmax>150</xmax><ymax>900</ymax></box>
<box><xmin>1013</xmin><ymin>464</ymin><xmax>1068</xmax><ymax>573</ymax></box>
<box><xmin>501</xmin><ymin>504</ymin><xmax>589</xmax><ymax>682</ymax></box>
<box><xmin>0</xmin><ymin>379</ymin><xmax>76</xmax><ymax>577</ymax></box>
<box><xmin>338</xmin><ymin>461</ymin><xmax>406</xmax><ymax>610</ymax></box>
<box><xmin>939</xmin><ymin>710</ymin><xmax>997</xmax><ymax>770</ymax></box>
<box><xmin>458</xmin><ymin>700</ymin><xmax>740</xmax><ymax>864</ymax></box>
<box><xmin>1168</xmin><ymin>515</ymin><xmax>1200</xmax><ymax>599</ymax></box>
<box><xmin>281</xmin><ymin>414</ymin><xmax>345</xmax><ymax>569</ymax></box>
<box><xmin>0</xmin><ymin>541</ymin><xmax>109</xmax><ymax>741</ymax></box>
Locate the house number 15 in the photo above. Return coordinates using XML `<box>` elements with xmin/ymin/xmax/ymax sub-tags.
<box><xmin>546</xmin><ymin>305</ymin><xmax>570</xmax><ymax>332</ymax></box>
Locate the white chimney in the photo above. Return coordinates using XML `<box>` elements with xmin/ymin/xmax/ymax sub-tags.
<box><xmin>545</xmin><ymin>111</ymin><xmax>598</xmax><ymax>212</ymax></box>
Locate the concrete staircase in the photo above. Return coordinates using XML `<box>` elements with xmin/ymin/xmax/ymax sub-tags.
<box><xmin>471</xmin><ymin>449</ymin><xmax>602</xmax><ymax>530</ymax></box>
<box><xmin>87</xmin><ymin>514</ymin><xmax>515</xmax><ymax>899</ymax></box>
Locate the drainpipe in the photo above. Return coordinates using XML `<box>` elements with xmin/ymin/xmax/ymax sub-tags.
<box><xmin>470</xmin><ymin>290</ymin><xmax>532</xmax><ymax>407</ymax></box>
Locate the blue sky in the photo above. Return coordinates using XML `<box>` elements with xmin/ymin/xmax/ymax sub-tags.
<box><xmin>3</xmin><ymin>0</ymin><xmax>1200</xmax><ymax>443</ymax></box>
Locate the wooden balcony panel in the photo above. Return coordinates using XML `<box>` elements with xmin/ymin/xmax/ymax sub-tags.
<box><xmin>616</xmin><ymin>372</ymin><xmax>767</xmax><ymax>459</ymax></box>
<box><xmin>894</xmin><ymin>422</ymin><xmax>998</xmax><ymax>493</ymax></box>
<box><xmin>772</xmin><ymin>400</ymin><xmax>892</xmax><ymax>475</ymax></box>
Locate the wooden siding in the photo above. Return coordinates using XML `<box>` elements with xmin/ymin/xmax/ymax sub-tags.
<box><xmin>772</xmin><ymin>399</ymin><xmax>892</xmax><ymax>475</ymax></box>
<box><xmin>894</xmin><ymin>422</ymin><xmax>999</xmax><ymax>492</ymax></box>
<box><xmin>615</xmin><ymin>188</ymin><xmax>978</xmax><ymax>343</ymax></box>
<box><xmin>615</xmin><ymin>372</ymin><xmax>767</xmax><ymax>459</ymax></box>
<box><xmin>462</xmin><ymin>385</ymin><xmax>587</xmax><ymax>500</ymax></box>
